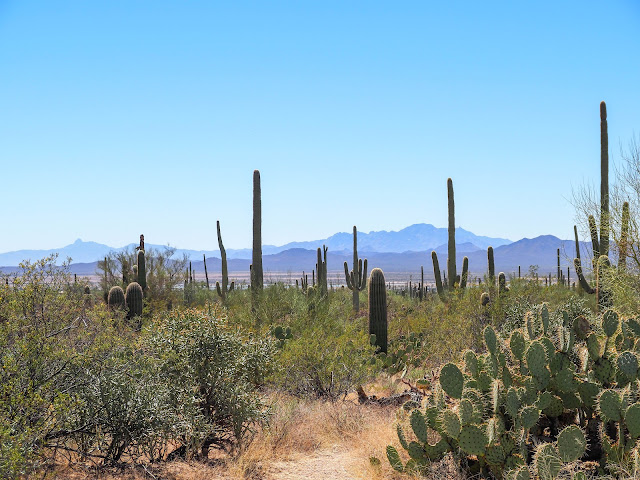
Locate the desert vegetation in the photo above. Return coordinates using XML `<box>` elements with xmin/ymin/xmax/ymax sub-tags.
<box><xmin>4</xmin><ymin>102</ymin><xmax>640</xmax><ymax>480</ymax></box>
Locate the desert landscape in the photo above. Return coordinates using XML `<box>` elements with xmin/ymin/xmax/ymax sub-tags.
<box><xmin>2</xmin><ymin>2</ymin><xmax>640</xmax><ymax>480</ymax></box>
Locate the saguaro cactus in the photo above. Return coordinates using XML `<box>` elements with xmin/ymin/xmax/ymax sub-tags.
<box><xmin>432</xmin><ymin>178</ymin><xmax>469</xmax><ymax>301</ymax></box>
<box><xmin>125</xmin><ymin>281</ymin><xmax>143</xmax><ymax>320</ymax></box>
<box><xmin>216</xmin><ymin>220</ymin><xmax>234</xmax><ymax>300</ymax></box>
<box><xmin>368</xmin><ymin>268</ymin><xmax>387</xmax><ymax>354</ymax></box>
<box><xmin>574</xmin><ymin>101</ymin><xmax>611</xmax><ymax>299</ymax></box>
<box><xmin>487</xmin><ymin>246</ymin><xmax>495</xmax><ymax>285</ymax></box>
<box><xmin>316</xmin><ymin>245</ymin><xmax>328</xmax><ymax>297</ymax></box>
<box><xmin>344</xmin><ymin>226</ymin><xmax>367</xmax><ymax>311</ymax></box>
<box><xmin>251</xmin><ymin>170</ymin><xmax>263</xmax><ymax>292</ymax></box>
<box><xmin>137</xmin><ymin>250</ymin><xmax>146</xmax><ymax>291</ymax></box>
<box><xmin>107</xmin><ymin>285</ymin><xmax>125</xmax><ymax>310</ymax></box>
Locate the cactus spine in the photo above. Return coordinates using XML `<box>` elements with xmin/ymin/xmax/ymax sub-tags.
<box><xmin>344</xmin><ymin>226</ymin><xmax>367</xmax><ymax>311</ymax></box>
<box><xmin>216</xmin><ymin>220</ymin><xmax>234</xmax><ymax>300</ymax></box>
<box><xmin>368</xmin><ymin>268</ymin><xmax>387</xmax><ymax>354</ymax></box>
<box><xmin>251</xmin><ymin>170</ymin><xmax>263</xmax><ymax>292</ymax></box>
<box><xmin>432</xmin><ymin>178</ymin><xmax>468</xmax><ymax>301</ymax></box>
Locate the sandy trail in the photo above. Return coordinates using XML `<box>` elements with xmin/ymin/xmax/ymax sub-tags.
<box><xmin>265</xmin><ymin>445</ymin><xmax>361</xmax><ymax>480</ymax></box>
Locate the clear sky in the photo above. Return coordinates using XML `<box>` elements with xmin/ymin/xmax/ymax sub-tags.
<box><xmin>1</xmin><ymin>1</ymin><xmax>639</xmax><ymax>251</ymax></box>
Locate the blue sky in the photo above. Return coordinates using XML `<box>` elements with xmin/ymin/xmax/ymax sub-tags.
<box><xmin>1</xmin><ymin>1</ymin><xmax>639</xmax><ymax>251</ymax></box>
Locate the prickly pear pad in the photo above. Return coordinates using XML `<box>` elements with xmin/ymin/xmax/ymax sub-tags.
<box><xmin>534</xmin><ymin>443</ymin><xmax>562</xmax><ymax>480</ymax></box>
<box><xmin>625</xmin><ymin>403</ymin><xmax>640</xmax><ymax>438</ymax></box>
<box><xmin>484</xmin><ymin>325</ymin><xmax>498</xmax><ymax>355</ymax></box>
<box><xmin>603</xmin><ymin>309</ymin><xmax>619</xmax><ymax>338</ymax></box>
<box><xmin>598</xmin><ymin>389</ymin><xmax>623</xmax><ymax>422</ymax></box>
<box><xmin>410</xmin><ymin>409</ymin><xmax>428</xmax><ymax>443</ymax></box>
<box><xmin>510</xmin><ymin>331</ymin><xmax>526</xmax><ymax>361</ymax></box>
<box><xmin>556</xmin><ymin>425</ymin><xmax>586</xmax><ymax>462</ymax></box>
<box><xmin>458</xmin><ymin>425</ymin><xmax>488</xmax><ymax>456</ymax></box>
<box><xmin>617</xmin><ymin>351</ymin><xmax>639</xmax><ymax>379</ymax></box>
<box><xmin>526</xmin><ymin>341</ymin><xmax>548</xmax><ymax>378</ymax></box>
<box><xmin>439</xmin><ymin>362</ymin><xmax>464</xmax><ymax>399</ymax></box>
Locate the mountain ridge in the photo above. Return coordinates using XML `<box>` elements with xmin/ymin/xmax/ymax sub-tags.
<box><xmin>0</xmin><ymin>223</ymin><xmax>512</xmax><ymax>266</ymax></box>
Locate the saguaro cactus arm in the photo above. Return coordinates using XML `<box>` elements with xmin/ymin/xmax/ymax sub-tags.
<box><xmin>432</xmin><ymin>251</ymin><xmax>446</xmax><ymax>302</ymax></box>
<box><xmin>619</xmin><ymin>201</ymin><xmax>630</xmax><ymax>272</ymax></box>
<box><xmin>574</xmin><ymin>258</ymin><xmax>595</xmax><ymax>294</ymax></box>
<box><xmin>460</xmin><ymin>256</ymin><xmax>469</xmax><ymax>289</ymax></box>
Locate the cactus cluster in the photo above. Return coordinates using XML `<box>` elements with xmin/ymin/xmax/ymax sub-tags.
<box><xmin>344</xmin><ymin>226</ymin><xmax>367</xmax><ymax>311</ymax></box>
<box><xmin>388</xmin><ymin>307</ymin><xmax>640</xmax><ymax>478</ymax></box>
<box><xmin>432</xmin><ymin>178</ymin><xmax>469</xmax><ymax>302</ymax></box>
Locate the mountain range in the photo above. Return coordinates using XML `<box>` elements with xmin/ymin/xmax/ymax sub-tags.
<box><xmin>0</xmin><ymin>224</ymin><xmax>510</xmax><ymax>266</ymax></box>
<box><xmin>0</xmin><ymin>224</ymin><xmax>593</xmax><ymax>280</ymax></box>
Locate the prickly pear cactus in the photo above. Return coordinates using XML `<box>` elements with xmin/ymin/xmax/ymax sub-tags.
<box><xmin>388</xmin><ymin>306</ymin><xmax>640</xmax><ymax>478</ymax></box>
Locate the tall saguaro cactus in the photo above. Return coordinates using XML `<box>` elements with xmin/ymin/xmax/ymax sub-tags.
<box><xmin>600</xmin><ymin>100</ymin><xmax>610</xmax><ymax>257</ymax></box>
<box><xmin>574</xmin><ymin>101</ymin><xmax>611</xmax><ymax>301</ymax></box>
<box><xmin>344</xmin><ymin>226</ymin><xmax>367</xmax><ymax>311</ymax></box>
<box><xmin>432</xmin><ymin>178</ymin><xmax>469</xmax><ymax>301</ymax></box>
<box><xmin>368</xmin><ymin>268</ymin><xmax>387</xmax><ymax>354</ymax></box>
<box><xmin>216</xmin><ymin>220</ymin><xmax>234</xmax><ymax>300</ymax></box>
<box><xmin>251</xmin><ymin>170</ymin><xmax>263</xmax><ymax>292</ymax></box>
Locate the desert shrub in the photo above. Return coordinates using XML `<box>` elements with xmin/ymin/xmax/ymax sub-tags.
<box><xmin>274</xmin><ymin>319</ymin><xmax>376</xmax><ymax>400</ymax></box>
<box><xmin>0</xmin><ymin>256</ymin><xmax>91</xmax><ymax>476</ymax></box>
<box><xmin>145</xmin><ymin>307</ymin><xmax>276</xmax><ymax>457</ymax></box>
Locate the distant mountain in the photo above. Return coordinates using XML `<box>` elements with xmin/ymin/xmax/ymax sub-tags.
<box><xmin>278</xmin><ymin>224</ymin><xmax>511</xmax><ymax>253</ymax></box>
<box><xmin>2</xmin><ymin>235</ymin><xmax>594</xmax><ymax>283</ymax></box>
<box><xmin>464</xmin><ymin>235</ymin><xmax>592</xmax><ymax>277</ymax></box>
<box><xmin>0</xmin><ymin>223</ymin><xmax>511</xmax><ymax>267</ymax></box>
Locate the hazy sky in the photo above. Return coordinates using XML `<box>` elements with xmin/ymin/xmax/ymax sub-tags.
<box><xmin>1</xmin><ymin>1</ymin><xmax>639</xmax><ymax>251</ymax></box>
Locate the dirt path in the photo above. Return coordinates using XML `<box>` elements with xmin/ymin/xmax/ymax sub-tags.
<box><xmin>265</xmin><ymin>445</ymin><xmax>361</xmax><ymax>480</ymax></box>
